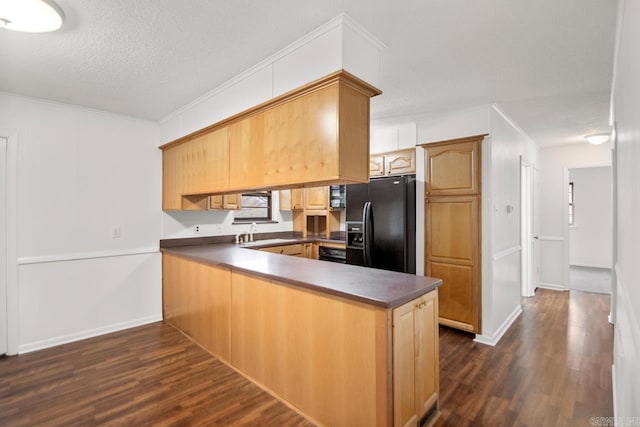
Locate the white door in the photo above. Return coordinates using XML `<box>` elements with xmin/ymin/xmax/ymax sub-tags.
<box><xmin>0</xmin><ymin>137</ymin><xmax>7</xmax><ymax>355</ymax></box>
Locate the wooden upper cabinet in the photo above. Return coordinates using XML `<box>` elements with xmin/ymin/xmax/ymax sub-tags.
<box><xmin>369</xmin><ymin>148</ymin><xmax>416</xmax><ymax>178</ymax></box>
<box><xmin>291</xmin><ymin>189</ymin><xmax>304</xmax><ymax>210</ymax></box>
<box><xmin>162</xmin><ymin>144</ymin><xmax>184</xmax><ymax>210</ymax></box>
<box><xmin>370</xmin><ymin>154</ymin><xmax>385</xmax><ymax>177</ymax></box>
<box><xmin>304</xmin><ymin>186</ymin><xmax>329</xmax><ymax>210</ymax></box>
<box><xmin>423</xmin><ymin>136</ymin><xmax>482</xmax><ymax>196</ymax></box>
<box><xmin>160</xmin><ymin>71</ymin><xmax>380</xmax><ymax>211</ymax></box>
<box><xmin>385</xmin><ymin>149</ymin><xmax>416</xmax><ymax>176</ymax></box>
<box><xmin>223</xmin><ymin>193</ymin><xmax>242</xmax><ymax>210</ymax></box>
<box><xmin>263</xmin><ymin>85</ymin><xmax>339</xmax><ymax>186</ymax></box>
<box><xmin>209</xmin><ymin>194</ymin><xmax>242</xmax><ymax>211</ymax></box>
<box><xmin>279</xmin><ymin>189</ymin><xmax>304</xmax><ymax>211</ymax></box>
<box><xmin>181</xmin><ymin>127</ymin><xmax>229</xmax><ymax>195</ymax></box>
<box><xmin>229</xmin><ymin>113</ymin><xmax>264</xmax><ymax>191</ymax></box>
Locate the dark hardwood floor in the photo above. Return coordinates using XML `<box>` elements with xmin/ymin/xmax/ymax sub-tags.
<box><xmin>0</xmin><ymin>323</ymin><xmax>313</xmax><ymax>426</ymax></box>
<box><xmin>436</xmin><ymin>288</ymin><xmax>614</xmax><ymax>427</ymax></box>
<box><xmin>0</xmin><ymin>288</ymin><xmax>612</xmax><ymax>426</ymax></box>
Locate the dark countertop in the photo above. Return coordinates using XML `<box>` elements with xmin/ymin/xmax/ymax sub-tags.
<box><xmin>161</xmin><ymin>243</ymin><xmax>441</xmax><ymax>309</ymax></box>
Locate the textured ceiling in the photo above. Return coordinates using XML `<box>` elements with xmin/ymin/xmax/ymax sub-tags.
<box><xmin>0</xmin><ymin>0</ymin><xmax>618</xmax><ymax>147</ymax></box>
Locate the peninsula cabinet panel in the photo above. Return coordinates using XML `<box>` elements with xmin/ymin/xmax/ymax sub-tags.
<box><xmin>162</xmin><ymin>254</ymin><xmax>231</xmax><ymax>362</ymax></box>
<box><xmin>181</xmin><ymin>127</ymin><xmax>229</xmax><ymax>195</ymax></box>
<box><xmin>424</xmin><ymin>137</ymin><xmax>481</xmax><ymax>196</ymax></box>
<box><xmin>228</xmin><ymin>113</ymin><xmax>264</xmax><ymax>190</ymax></box>
<box><xmin>230</xmin><ymin>272</ymin><xmax>390</xmax><ymax>427</ymax></box>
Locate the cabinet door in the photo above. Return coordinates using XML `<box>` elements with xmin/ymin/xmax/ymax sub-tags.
<box><xmin>291</xmin><ymin>188</ymin><xmax>304</xmax><ymax>210</ymax></box>
<box><xmin>263</xmin><ymin>84</ymin><xmax>339</xmax><ymax>186</ymax></box>
<box><xmin>426</xmin><ymin>196</ymin><xmax>480</xmax><ymax>332</ymax></box>
<box><xmin>182</xmin><ymin>128</ymin><xmax>229</xmax><ymax>194</ymax></box>
<box><xmin>424</xmin><ymin>138</ymin><xmax>480</xmax><ymax>196</ymax></box>
<box><xmin>279</xmin><ymin>190</ymin><xmax>292</xmax><ymax>211</ymax></box>
<box><xmin>209</xmin><ymin>195</ymin><xmax>223</xmax><ymax>210</ymax></box>
<box><xmin>393</xmin><ymin>299</ymin><xmax>418</xmax><ymax>427</ymax></box>
<box><xmin>370</xmin><ymin>154</ymin><xmax>385</xmax><ymax>177</ymax></box>
<box><xmin>162</xmin><ymin>144</ymin><xmax>183</xmax><ymax>210</ymax></box>
<box><xmin>305</xmin><ymin>186</ymin><xmax>328</xmax><ymax>210</ymax></box>
<box><xmin>223</xmin><ymin>194</ymin><xmax>242</xmax><ymax>210</ymax></box>
<box><xmin>229</xmin><ymin>113</ymin><xmax>264</xmax><ymax>190</ymax></box>
<box><xmin>414</xmin><ymin>291</ymin><xmax>438</xmax><ymax>418</ymax></box>
<box><xmin>393</xmin><ymin>292</ymin><xmax>439</xmax><ymax>427</ymax></box>
<box><xmin>385</xmin><ymin>149</ymin><xmax>416</xmax><ymax>176</ymax></box>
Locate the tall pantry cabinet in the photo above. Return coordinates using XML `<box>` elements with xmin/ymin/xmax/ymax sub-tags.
<box><xmin>422</xmin><ymin>135</ymin><xmax>484</xmax><ymax>334</ymax></box>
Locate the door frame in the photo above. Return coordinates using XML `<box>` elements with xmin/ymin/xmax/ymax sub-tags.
<box><xmin>0</xmin><ymin>131</ymin><xmax>18</xmax><ymax>355</ymax></box>
<box><xmin>520</xmin><ymin>158</ymin><xmax>534</xmax><ymax>297</ymax></box>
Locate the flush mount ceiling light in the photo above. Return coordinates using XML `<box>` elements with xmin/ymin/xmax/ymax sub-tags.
<box><xmin>584</xmin><ymin>132</ymin><xmax>610</xmax><ymax>145</ymax></box>
<box><xmin>0</xmin><ymin>0</ymin><xmax>65</xmax><ymax>33</ymax></box>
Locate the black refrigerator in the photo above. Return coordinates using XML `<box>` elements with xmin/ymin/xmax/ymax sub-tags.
<box><xmin>345</xmin><ymin>175</ymin><xmax>416</xmax><ymax>274</ymax></box>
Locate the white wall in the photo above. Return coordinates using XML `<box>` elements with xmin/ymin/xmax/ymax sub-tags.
<box><xmin>610</xmin><ymin>0</ymin><xmax>640</xmax><ymax>418</ymax></box>
<box><xmin>414</xmin><ymin>104</ymin><xmax>538</xmax><ymax>344</ymax></box>
<box><xmin>538</xmin><ymin>143</ymin><xmax>611</xmax><ymax>289</ymax></box>
<box><xmin>370</xmin><ymin>121</ymin><xmax>417</xmax><ymax>154</ymax></box>
<box><xmin>568</xmin><ymin>166</ymin><xmax>612</xmax><ymax>268</ymax></box>
<box><xmin>0</xmin><ymin>93</ymin><xmax>161</xmax><ymax>353</ymax></box>
<box><xmin>162</xmin><ymin>192</ymin><xmax>293</xmax><ymax>239</ymax></box>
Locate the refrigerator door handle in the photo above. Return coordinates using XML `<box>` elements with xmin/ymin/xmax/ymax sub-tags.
<box><xmin>363</xmin><ymin>201</ymin><xmax>372</xmax><ymax>267</ymax></box>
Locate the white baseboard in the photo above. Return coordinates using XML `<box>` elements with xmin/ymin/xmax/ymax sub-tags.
<box><xmin>474</xmin><ymin>305</ymin><xmax>523</xmax><ymax>346</ymax></box>
<box><xmin>537</xmin><ymin>282</ymin><xmax>568</xmax><ymax>291</ymax></box>
<box><xmin>18</xmin><ymin>314</ymin><xmax>163</xmax><ymax>354</ymax></box>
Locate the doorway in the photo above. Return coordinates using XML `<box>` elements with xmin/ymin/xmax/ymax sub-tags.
<box><xmin>520</xmin><ymin>159</ymin><xmax>535</xmax><ymax>297</ymax></box>
<box><xmin>1</xmin><ymin>137</ymin><xmax>7</xmax><ymax>354</ymax></box>
<box><xmin>567</xmin><ymin>166</ymin><xmax>613</xmax><ymax>294</ymax></box>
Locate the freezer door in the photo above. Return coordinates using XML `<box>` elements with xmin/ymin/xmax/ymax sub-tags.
<box><xmin>369</xmin><ymin>177</ymin><xmax>407</xmax><ymax>273</ymax></box>
<box><xmin>345</xmin><ymin>182</ymin><xmax>369</xmax><ymax>222</ymax></box>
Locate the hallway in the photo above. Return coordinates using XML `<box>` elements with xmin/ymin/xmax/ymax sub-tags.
<box><xmin>437</xmin><ymin>289</ymin><xmax>613</xmax><ymax>426</ymax></box>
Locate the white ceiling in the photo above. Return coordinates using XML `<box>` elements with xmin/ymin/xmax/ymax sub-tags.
<box><xmin>0</xmin><ymin>0</ymin><xmax>618</xmax><ymax>147</ymax></box>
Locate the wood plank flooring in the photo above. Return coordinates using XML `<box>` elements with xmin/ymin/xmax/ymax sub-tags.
<box><xmin>435</xmin><ymin>288</ymin><xmax>614</xmax><ymax>427</ymax></box>
<box><xmin>0</xmin><ymin>288</ymin><xmax>612</xmax><ymax>426</ymax></box>
<box><xmin>0</xmin><ymin>323</ymin><xmax>313</xmax><ymax>426</ymax></box>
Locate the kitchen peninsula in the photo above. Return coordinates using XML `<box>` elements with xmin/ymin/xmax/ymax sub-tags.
<box><xmin>161</xmin><ymin>239</ymin><xmax>442</xmax><ymax>427</ymax></box>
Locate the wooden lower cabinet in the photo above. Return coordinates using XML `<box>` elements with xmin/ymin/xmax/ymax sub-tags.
<box><xmin>393</xmin><ymin>291</ymin><xmax>439</xmax><ymax>427</ymax></box>
<box><xmin>162</xmin><ymin>253</ymin><xmax>439</xmax><ymax>426</ymax></box>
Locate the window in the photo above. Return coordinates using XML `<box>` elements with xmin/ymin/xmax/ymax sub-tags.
<box><xmin>233</xmin><ymin>191</ymin><xmax>272</xmax><ymax>222</ymax></box>
<box><xmin>568</xmin><ymin>181</ymin><xmax>574</xmax><ymax>225</ymax></box>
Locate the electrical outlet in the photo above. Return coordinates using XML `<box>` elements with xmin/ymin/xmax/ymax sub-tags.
<box><xmin>111</xmin><ymin>226</ymin><xmax>121</xmax><ymax>239</ymax></box>
<box><xmin>194</xmin><ymin>225</ymin><xmax>201</xmax><ymax>233</ymax></box>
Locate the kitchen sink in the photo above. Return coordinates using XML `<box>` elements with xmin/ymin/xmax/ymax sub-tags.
<box><xmin>239</xmin><ymin>238</ymin><xmax>297</xmax><ymax>247</ymax></box>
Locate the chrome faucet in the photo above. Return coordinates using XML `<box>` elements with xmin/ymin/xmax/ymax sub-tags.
<box><xmin>248</xmin><ymin>222</ymin><xmax>257</xmax><ymax>242</ymax></box>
